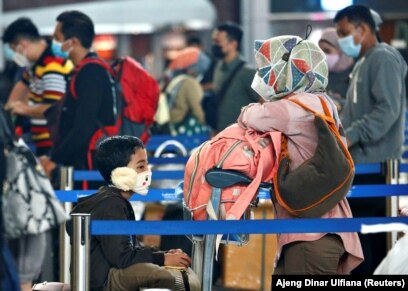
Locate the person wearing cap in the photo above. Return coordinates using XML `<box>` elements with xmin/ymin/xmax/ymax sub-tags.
<box><xmin>237</xmin><ymin>35</ymin><xmax>363</xmax><ymax>275</ymax></box>
<box><xmin>370</xmin><ymin>8</ymin><xmax>383</xmax><ymax>41</ymax></box>
<box><xmin>334</xmin><ymin>5</ymin><xmax>407</xmax><ymax>274</ymax></box>
<box><xmin>318</xmin><ymin>28</ymin><xmax>354</xmax><ymax>112</ymax></box>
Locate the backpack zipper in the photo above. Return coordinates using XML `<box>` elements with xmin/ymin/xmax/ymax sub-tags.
<box><xmin>186</xmin><ymin>139</ymin><xmax>242</xmax><ymax>210</ymax></box>
<box><xmin>186</xmin><ymin>141</ymin><xmax>209</xmax><ymax>205</ymax></box>
<box><xmin>216</xmin><ymin>140</ymin><xmax>242</xmax><ymax>168</ymax></box>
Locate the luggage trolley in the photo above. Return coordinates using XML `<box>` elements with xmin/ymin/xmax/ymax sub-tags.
<box><xmin>180</xmin><ymin>168</ymin><xmax>272</xmax><ymax>291</ymax></box>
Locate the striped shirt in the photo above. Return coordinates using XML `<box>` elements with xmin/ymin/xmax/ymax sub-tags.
<box><xmin>22</xmin><ymin>44</ymin><xmax>73</xmax><ymax>152</ymax></box>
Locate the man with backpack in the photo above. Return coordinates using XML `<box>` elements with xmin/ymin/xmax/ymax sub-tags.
<box><xmin>41</xmin><ymin>10</ymin><xmax>160</xmax><ymax>175</ymax></box>
<box><xmin>40</xmin><ymin>10</ymin><xmax>118</xmax><ymax>175</ymax></box>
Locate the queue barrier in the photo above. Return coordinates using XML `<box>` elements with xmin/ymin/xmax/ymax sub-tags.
<box><xmin>146</xmin><ymin>133</ymin><xmax>209</xmax><ymax>152</ymax></box>
<box><xmin>72</xmin><ymin>162</ymin><xmax>384</xmax><ymax>182</ymax></box>
<box><xmin>62</xmin><ymin>160</ymin><xmax>405</xmax><ymax>290</ymax></box>
<box><xmin>56</xmin><ymin>184</ymin><xmax>408</xmax><ymax>203</ymax></box>
<box><xmin>90</xmin><ymin>217</ymin><xmax>408</xmax><ymax>236</ymax></box>
<box><xmin>69</xmin><ymin>215</ymin><xmax>408</xmax><ymax>291</ymax></box>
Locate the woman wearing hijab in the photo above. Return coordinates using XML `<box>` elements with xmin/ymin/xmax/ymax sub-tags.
<box><xmin>319</xmin><ymin>28</ymin><xmax>355</xmax><ymax>112</ymax></box>
<box><xmin>237</xmin><ymin>35</ymin><xmax>363</xmax><ymax>275</ymax></box>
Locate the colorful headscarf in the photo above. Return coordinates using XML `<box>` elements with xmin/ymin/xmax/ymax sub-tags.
<box><xmin>253</xmin><ymin>35</ymin><xmax>328</xmax><ymax>101</ymax></box>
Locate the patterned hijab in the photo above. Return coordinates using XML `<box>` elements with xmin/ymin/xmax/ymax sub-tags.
<box><xmin>253</xmin><ymin>35</ymin><xmax>328</xmax><ymax>101</ymax></box>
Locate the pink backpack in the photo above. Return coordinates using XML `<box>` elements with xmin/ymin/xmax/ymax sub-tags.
<box><xmin>183</xmin><ymin>124</ymin><xmax>281</xmax><ymax>221</ymax></box>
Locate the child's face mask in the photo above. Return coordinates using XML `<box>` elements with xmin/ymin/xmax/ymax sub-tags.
<box><xmin>111</xmin><ymin>167</ymin><xmax>152</xmax><ymax>195</ymax></box>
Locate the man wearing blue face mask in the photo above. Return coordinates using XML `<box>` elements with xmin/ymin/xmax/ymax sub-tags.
<box><xmin>334</xmin><ymin>5</ymin><xmax>407</xmax><ymax>275</ymax></box>
<box><xmin>39</xmin><ymin>10</ymin><xmax>119</xmax><ymax>176</ymax></box>
<box><xmin>2</xmin><ymin>17</ymin><xmax>73</xmax><ymax>156</ymax></box>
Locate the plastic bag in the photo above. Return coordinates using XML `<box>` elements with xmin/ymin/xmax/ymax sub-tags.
<box><xmin>374</xmin><ymin>232</ymin><xmax>408</xmax><ymax>274</ymax></box>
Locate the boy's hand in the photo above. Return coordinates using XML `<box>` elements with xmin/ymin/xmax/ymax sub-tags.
<box><xmin>164</xmin><ymin>252</ymin><xmax>192</xmax><ymax>268</ymax></box>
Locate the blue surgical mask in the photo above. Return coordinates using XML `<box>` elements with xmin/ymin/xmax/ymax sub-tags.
<box><xmin>338</xmin><ymin>34</ymin><xmax>361</xmax><ymax>59</ymax></box>
<box><xmin>51</xmin><ymin>39</ymin><xmax>69</xmax><ymax>58</ymax></box>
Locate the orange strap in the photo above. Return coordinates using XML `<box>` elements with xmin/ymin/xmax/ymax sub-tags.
<box><xmin>288</xmin><ymin>96</ymin><xmax>353</xmax><ymax>166</ymax></box>
<box><xmin>289</xmin><ymin>96</ymin><xmax>354</xmax><ymax>168</ymax></box>
<box><xmin>273</xmin><ymin>95</ymin><xmax>355</xmax><ymax>216</ymax></box>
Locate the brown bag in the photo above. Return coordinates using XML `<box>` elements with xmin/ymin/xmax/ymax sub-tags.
<box><xmin>32</xmin><ymin>282</ymin><xmax>71</xmax><ymax>291</ymax></box>
<box><xmin>272</xmin><ymin>96</ymin><xmax>355</xmax><ymax>218</ymax></box>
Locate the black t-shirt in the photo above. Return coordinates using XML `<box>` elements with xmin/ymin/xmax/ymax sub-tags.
<box><xmin>51</xmin><ymin>53</ymin><xmax>115</xmax><ymax>169</ymax></box>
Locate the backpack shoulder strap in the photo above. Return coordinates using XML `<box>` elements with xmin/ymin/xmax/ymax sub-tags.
<box><xmin>216</xmin><ymin>60</ymin><xmax>245</xmax><ymax>100</ymax></box>
<box><xmin>166</xmin><ymin>75</ymin><xmax>189</xmax><ymax>109</ymax></box>
<box><xmin>111</xmin><ymin>57</ymin><xmax>125</xmax><ymax>82</ymax></box>
<box><xmin>288</xmin><ymin>96</ymin><xmax>335</xmax><ymax>125</ymax></box>
<box><xmin>287</xmin><ymin>95</ymin><xmax>353</xmax><ymax>165</ymax></box>
<box><xmin>0</xmin><ymin>103</ymin><xmax>15</xmax><ymax>148</ymax></box>
<box><xmin>223</xmin><ymin>132</ymin><xmax>271</xmax><ymax>220</ymax></box>
<box><xmin>70</xmin><ymin>57</ymin><xmax>115</xmax><ymax>99</ymax></box>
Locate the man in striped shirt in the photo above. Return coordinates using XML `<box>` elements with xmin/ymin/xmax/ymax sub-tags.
<box><xmin>3</xmin><ymin>17</ymin><xmax>73</xmax><ymax>156</ymax></box>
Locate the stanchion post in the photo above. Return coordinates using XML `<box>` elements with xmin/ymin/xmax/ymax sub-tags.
<box><xmin>191</xmin><ymin>237</ymin><xmax>204</xmax><ymax>284</ymax></box>
<box><xmin>385</xmin><ymin>159</ymin><xmax>399</xmax><ymax>249</ymax></box>
<box><xmin>202</xmin><ymin>234</ymin><xmax>215</xmax><ymax>291</ymax></box>
<box><xmin>59</xmin><ymin>166</ymin><xmax>74</xmax><ymax>284</ymax></box>
<box><xmin>71</xmin><ymin>213</ymin><xmax>91</xmax><ymax>291</ymax></box>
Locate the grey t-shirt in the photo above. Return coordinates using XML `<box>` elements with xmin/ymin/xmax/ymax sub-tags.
<box><xmin>341</xmin><ymin>43</ymin><xmax>407</xmax><ymax>163</ymax></box>
<box><xmin>213</xmin><ymin>56</ymin><xmax>259</xmax><ymax>132</ymax></box>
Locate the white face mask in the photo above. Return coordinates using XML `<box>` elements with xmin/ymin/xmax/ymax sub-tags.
<box><xmin>111</xmin><ymin>167</ymin><xmax>152</xmax><ymax>195</ymax></box>
<box><xmin>13</xmin><ymin>52</ymin><xmax>30</xmax><ymax>67</ymax></box>
<box><xmin>251</xmin><ymin>74</ymin><xmax>275</xmax><ymax>101</ymax></box>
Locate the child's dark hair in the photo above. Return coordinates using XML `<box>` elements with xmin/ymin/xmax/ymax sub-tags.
<box><xmin>2</xmin><ymin>17</ymin><xmax>41</xmax><ymax>44</ymax></box>
<box><xmin>95</xmin><ymin>135</ymin><xmax>145</xmax><ymax>183</ymax></box>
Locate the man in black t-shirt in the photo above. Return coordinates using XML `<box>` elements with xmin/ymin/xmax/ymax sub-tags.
<box><xmin>40</xmin><ymin>11</ymin><xmax>116</xmax><ymax>173</ymax></box>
